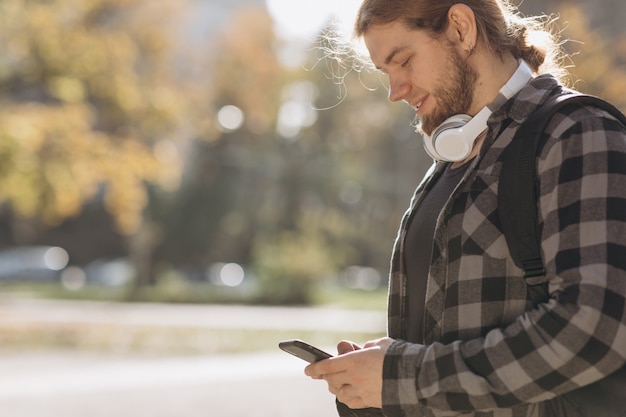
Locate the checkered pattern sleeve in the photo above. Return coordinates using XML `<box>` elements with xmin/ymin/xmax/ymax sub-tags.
<box><xmin>381</xmin><ymin>104</ymin><xmax>626</xmax><ymax>416</ymax></box>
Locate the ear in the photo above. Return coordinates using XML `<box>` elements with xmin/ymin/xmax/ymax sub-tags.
<box><xmin>447</xmin><ymin>4</ymin><xmax>478</xmax><ymax>53</ymax></box>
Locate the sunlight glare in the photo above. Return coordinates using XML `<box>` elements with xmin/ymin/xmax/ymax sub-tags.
<box><xmin>265</xmin><ymin>0</ymin><xmax>363</xmax><ymax>41</ymax></box>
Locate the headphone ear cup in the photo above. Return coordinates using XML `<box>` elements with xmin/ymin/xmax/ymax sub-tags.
<box><xmin>424</xmin><ymin>106</ymin><xmax>492</xmax><ymax>162</ymax></box>
<box><xmin>425</xmin><ymin>114</ymin><xmax>471</xmax><ymax>162</ymax></box>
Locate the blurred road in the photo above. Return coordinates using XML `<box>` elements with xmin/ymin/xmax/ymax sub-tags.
<box><xmin>0</xmin><ymin>350</ymin><xmax>337</xmax><ymax>417</ymax></box>
<box><xmin>0</xmin><ymin>298</ymin><xmax>386</xmax><ymax>417</ymax></box>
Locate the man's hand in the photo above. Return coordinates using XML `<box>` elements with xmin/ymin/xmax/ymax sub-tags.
<box><xmin>304</xmin><ymin>337</ymin><xmax>394</xmax><ymax>409</ymax></box>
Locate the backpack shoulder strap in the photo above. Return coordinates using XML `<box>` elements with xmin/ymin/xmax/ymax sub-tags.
<box><xmin>498</xmin><ymin>93</ymin><xmax>626</xmax><ymax>303</ymax></box>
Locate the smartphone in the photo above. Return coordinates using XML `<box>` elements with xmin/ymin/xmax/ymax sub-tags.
<box><xmin>278</xmin><ymin>339</ymin><xmax>333</xmax><ymax>363</ymax></box>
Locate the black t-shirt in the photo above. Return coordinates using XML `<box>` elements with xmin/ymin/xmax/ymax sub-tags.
<box><xmin>404</xmin><ymin>162</ymin><xmax>470</xmax><ymax>343</ymax></box>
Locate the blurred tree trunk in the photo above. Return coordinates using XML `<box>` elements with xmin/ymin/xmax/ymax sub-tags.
<box><xmin>127</xmin><ymin>219</ymin><xmax>161</xmax><ymax>297</ymax></box>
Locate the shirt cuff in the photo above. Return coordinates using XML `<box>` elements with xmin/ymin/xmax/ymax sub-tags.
<box><xmin>382</xmin><ymin>339</ymin><xmax>427</xmax><ymax>417</ymax></box>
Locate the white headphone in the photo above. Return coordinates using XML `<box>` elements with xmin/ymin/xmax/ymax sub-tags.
<box><xmin>422</xmin><ymin>60</ymin><xmax>534</xmax><ymax>162</ymax></box>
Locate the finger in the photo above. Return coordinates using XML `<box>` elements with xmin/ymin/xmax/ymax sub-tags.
<box><xmin>328</xmin><ymin>383</ymin><xmax>345</xmax><ymax>396</ymax></box>
<box><xmin>334</xmin><ymin>385</ymin><xmax>367</xmax><ymax>409</ymax></box>
<box><xmin>306</xmin><ymin>354</ymin><xmax>352</xmax><ymax>378</ymax></box>
<box><xmin>363</xmin><ymin>338</ymin><xmax>384</xmax><ymax>349</ymax></box>
<box><xmin>304</xmin><ymin>363</ymin><xmax>324</xmax><ymax>379</ymax></box>
<box><xmin>344</xmin><ymin>397</ymin><xmax>368</xmax><ymax>409</ymax></box>
<box><xmin>337</xmin><ymin>340</ymin><xmax>360</xmax><ymax>354</ymax></box>
<box><xmin>363</xmin><ymin>336</ymin><xmax>394</xmax><ymax>349</ymax></box>
<box><xmin>305</xmin><ymin>358</ymin><xmax>349</xmax><ymax>379</ymax></box>
<box><xmin>331</xmin><ymin>383</ymin><xmax>353</xmax><ymax>400</ymax></box>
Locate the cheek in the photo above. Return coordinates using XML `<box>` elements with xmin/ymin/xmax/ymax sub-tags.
<box><xmin>408</xmin><ymin>62</ymin><xmax>438</xmax><ymax>93</ymax></box>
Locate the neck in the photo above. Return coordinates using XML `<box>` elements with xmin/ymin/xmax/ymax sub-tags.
<box><xmin>468</xmin><ymin>53</ymin><xmax>520</xmax><ymax>116</ymax></box>
<box><xmin>455</xmin><ymin>54</ymin><xmax>529</xmax><ymax>166</ymax></box>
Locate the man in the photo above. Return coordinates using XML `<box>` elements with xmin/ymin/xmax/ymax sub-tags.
<box><xmin>304</xmin><ymin>1</ymin><xmax>626</xmax><ymax>416</ymax></box>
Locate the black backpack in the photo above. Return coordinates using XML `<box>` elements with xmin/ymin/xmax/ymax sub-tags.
<box><xmin>498</xmin><ymin>93</ymin><xmax>626</xmax><ymax>417</ymax></box>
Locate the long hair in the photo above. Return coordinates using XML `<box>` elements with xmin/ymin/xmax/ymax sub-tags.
<box><xmin>354</xmin><ymin>0</ymin><xmax>570</xmax><ymax>83</ymax></box>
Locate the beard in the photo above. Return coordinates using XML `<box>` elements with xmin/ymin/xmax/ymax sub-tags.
<box><xmin>414</xmin><ymin>46</ymin><xmax>479</xmax><ymax>136</ymax></box>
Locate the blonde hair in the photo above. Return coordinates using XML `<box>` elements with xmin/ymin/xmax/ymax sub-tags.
<box><xmin>354</xmin><ymin>0</ymin><xmax>570</xmax><ymax>84</ymax></box>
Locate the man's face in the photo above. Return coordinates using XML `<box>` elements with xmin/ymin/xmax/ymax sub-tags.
<box><xmin>363</xmin><ymin>21</ymin><xmax>478</xmax><ymax>135</ymax></box>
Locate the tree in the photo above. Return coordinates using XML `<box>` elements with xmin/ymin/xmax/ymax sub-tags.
<box><xmin>0</xmin><ymin>0</ymin><xmax>189</xmax><ymax>288</ymax></box>
<box><xmin>153</xmin><ymin>6</ymin><xmax>285</xmax><ymax>271</ymax></box>
<box><xmin>519</xmin><ymin>0</ymin><xmax>626</xmax><ymax>111</ymax></box>
<box><xmin>556</xmin><ymin>5</ymin><xmax>626</xmax><ymax>112</ymax></box>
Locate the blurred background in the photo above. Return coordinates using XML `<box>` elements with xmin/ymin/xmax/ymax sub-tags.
<box><xmin>0</xmin><ymin>0</ymin><xmax>624</xmax><ymax>415</ymax></box>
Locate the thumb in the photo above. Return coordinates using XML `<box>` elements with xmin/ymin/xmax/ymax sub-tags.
<box><xmin>337</xmin><ymin>340</ymin><xmax>361</xmax><ymax>355</ymax></box>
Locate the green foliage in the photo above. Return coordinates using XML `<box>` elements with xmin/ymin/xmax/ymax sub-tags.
<box><xmin>251</xmin><ymin>225</ymin><xmax>340</xmax><ymax>305</ymax></box>
<box><xmin>0</xmin><ymin>0</ymin><xmax>185</xmax><ymax>235</ymax></box>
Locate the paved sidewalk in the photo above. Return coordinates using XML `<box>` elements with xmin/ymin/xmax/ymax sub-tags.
<box><xmin>0</xmin><ymin>350</ymin><xmax>339</xmax><ymax>417</ymax></box>
<box><xmin>0</xmin><ymin>298</ymin><xmax>387</xmax><ymax>416</ymax></box>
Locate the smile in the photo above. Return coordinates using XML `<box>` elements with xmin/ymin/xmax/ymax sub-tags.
<box><xmin>413</xmin><ymin>97</ymin><xmax>426</xmax><ymax>114</ymax></box>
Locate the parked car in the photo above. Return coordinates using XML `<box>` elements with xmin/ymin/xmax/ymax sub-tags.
<box><xmin>0</xmin><ymin>246</ymin><xmax>70</xmax><ymax>282</ymax></box>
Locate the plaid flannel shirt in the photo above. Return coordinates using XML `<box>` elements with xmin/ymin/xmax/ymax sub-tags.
<box><xmin>340</xmin><ymin>75</ymin><xmax>626</xmax><ymax>417</ymax></box>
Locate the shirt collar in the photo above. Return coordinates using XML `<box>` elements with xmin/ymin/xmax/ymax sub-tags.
<box><xmin>491</xmin><ymin>73</ymin><xmax>564</xmax><ymax>125</ymax></box>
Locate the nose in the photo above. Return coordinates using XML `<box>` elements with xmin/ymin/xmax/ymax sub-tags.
<box><xmin>387</xmin><ymin>75</ymin><xmax>410</xmax><ymax>103</ymax></box>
